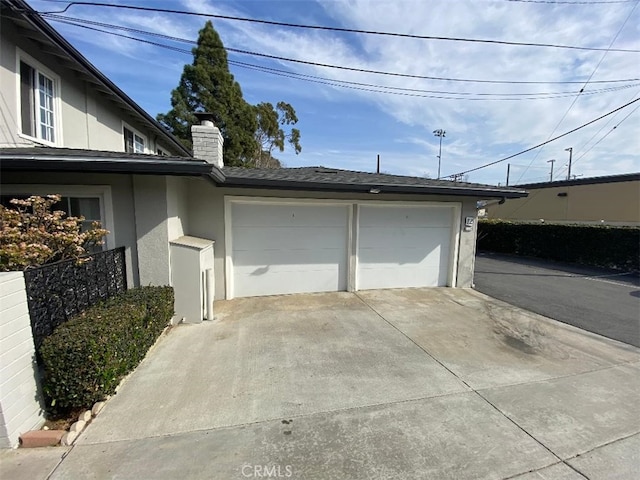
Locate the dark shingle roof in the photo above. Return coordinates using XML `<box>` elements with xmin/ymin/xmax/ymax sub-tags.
<box><xmin>221</xmin><ymin>166</ymin><xmax>527</xmax><ymax>198</ymax></box>
<box><xmin>1</xmin><ymin>148</ymin><xmax>526</xmax><ymax>198</ymax></box>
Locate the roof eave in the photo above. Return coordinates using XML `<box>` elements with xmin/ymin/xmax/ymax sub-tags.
<box><xmin>218</xmin><ymin>177</ymin><xmax>528</xmax><ymax>198</ymax></box>
<box><xmin>1</xmin><ymin>156</ymin><xmax>213</xmax><ymax>176</ymax></box>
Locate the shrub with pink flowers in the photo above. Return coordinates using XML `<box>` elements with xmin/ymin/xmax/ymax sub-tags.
<box><xmin>0</xmin><ymin>195</ymin><xmax>109</xmax><ymax>271</ymax></box>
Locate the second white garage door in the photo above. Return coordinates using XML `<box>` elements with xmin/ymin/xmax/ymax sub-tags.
<box><xmin>230</xmin><ymin>202</ymin><xmax>350</xmax><ymax>297</ymax></box>
<box><xmin>357</xmin><ymin>205</ymin><xmax>455</xmax><ymax>290</ymax></box>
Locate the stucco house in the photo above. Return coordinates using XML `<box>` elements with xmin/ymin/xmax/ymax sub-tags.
<box><xmin>0</xmin><ymin>0</ymin><xmax>526</xmax><ymax>447</ymax></box>
<box><xmin>487</xmin><ymin>173</ymin><xmax>640</xmax><ymax>226</ymax></box>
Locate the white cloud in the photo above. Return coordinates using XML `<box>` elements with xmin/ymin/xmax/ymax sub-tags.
<box><xmin>26</xmin><ymin>0</ymin><xmax>640</xmax><ymax>183</ymax></box>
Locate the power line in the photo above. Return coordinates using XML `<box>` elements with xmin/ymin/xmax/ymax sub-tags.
<box><xmin>45</xmin><ymin>16</ymin><xmax>640</xmax><ymax>101</ymax></box>
<box><xmin>504</xmin><ymin>0</ymin><xmax>635</xmax><ymax>4</ymax></box>
<box><xmin>512</xmin><ymin>0</ymin><xmax>638</xmax><ymax>183</ymax></box>
<box><xmin>40</xmin><ymin>13</ymin><xmax>640</xmax><ymax>86</ymax></box>
<box><xmin>555</xmin><ymin>101</ymin><xmax>640</xmax><ymax>177</ymax></box>
<box><xmin>444</xmin><ymin>97</ymin><xmax>640</xmax><ymax>178</ymax></box>
<box><xmin>35</xmin><ymin>1</ymin><xmax>640</xmax><ymax>53</ymax></box>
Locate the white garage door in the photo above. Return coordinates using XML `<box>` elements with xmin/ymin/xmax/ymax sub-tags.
<box><xmin>230</xmin><ymin>202</ymin><xmax>349</xmax><ymax>297</ymax></box>
<box><xmin>357</xmin><ymin>205</ymin><xmax>455</xmax><ymax>290</ymax></box>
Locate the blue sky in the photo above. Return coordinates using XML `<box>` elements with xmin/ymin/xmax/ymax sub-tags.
<box><xmin>28</xmin><ymin>0</ymin><xmax>640</xmax><ymax>185</ymax></box>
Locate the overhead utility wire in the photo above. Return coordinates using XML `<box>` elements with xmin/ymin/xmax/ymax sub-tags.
<box><xmin>512</xmin><ymin>0</ymin><xmax>638</xmax><ymax>183</ymax></box>
<box><xmin>40</xmin><ymin>14</ymin><xmax>640</xmax><ymax>86</ymax></box>
<box><xmin>552</xmin><ymin>90</ymin><xmax>638</xmax><ymax>179</ymax></box>
<box><xmin>45</xmin><ymin>17</ymin><xmax>640</xmax><ymax>100</ymax></box>
<box><xmin>504</xmin><ymin>0</ymin><xmax>635</xmax><ymax>4</ymax></box>
<box><xmin>36</xmin><ymin>1</ymin><xmax>640</xmax><ymax>53</ymax></box>
<box><xmin>555</xmin><ymin>101</ymin><xmax>639</xmax><ymax>177</ymax></box>
<box><xmin>444</xmin><ymin>97</ymin><xmax>640</xmax><ymax>178</ymax></box>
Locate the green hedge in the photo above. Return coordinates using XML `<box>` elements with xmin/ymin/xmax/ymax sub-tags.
<box><xmin>477</xmin><ymin>220</ymin><xmax>640</xmax><ymax>271</ymax></box>
<box><xmin>40</xmin><ymin>286</ymin><xmax>174</xmax><ymax>416</ymax></box>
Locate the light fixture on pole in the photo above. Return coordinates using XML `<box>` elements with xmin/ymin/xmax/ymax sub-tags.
<box><xmin>565</xmin><ymin>147</ymin><xmax>573</xmax><ymax>180</ymax></box>
<box><xmin>433</xmin><ymin>129</ymin><xmax>446</xmax><ymax>179</ymax></box>
<box><xmin>546</xmin><ymin>159</ymin><xmax>556</xmax><ymax>182</ymax></box>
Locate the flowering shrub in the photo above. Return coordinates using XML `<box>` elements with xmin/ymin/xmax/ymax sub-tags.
<box><xmin>0</xmin><ymin>195</ymin><xmax>109</xmax><ymax>271</ymax></box>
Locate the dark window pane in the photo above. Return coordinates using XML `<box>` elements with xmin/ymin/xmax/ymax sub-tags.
<box><xmin>20</xmin><ymin>62</ymin><xmax>35</xmax><ymax>136</ymax></box>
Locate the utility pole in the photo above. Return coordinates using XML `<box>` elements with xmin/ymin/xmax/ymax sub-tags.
<box><xmin>376</xmin><ymin>154</ymin><xmax>380</xmax><ymax>174</ymax></box>
<box><xmin>506</xmin><ymin>163</ymin><xmax>511</xmax><ymax>186</ymax></box>
<box><xmin>433</xmin><ymin>129</ymin><xmax>446</xmax><ymax>179</ymax></box>
<box><xmin>565</xmin><ymin>147</ymin><xmax>573</xmax><ymax>180</ymax></box>
<box><xmin>546</xmin><ymin>159</ymin><xmax>555</xmax><ymax>182</ymax></box>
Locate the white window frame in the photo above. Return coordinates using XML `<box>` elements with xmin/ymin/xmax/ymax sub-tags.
<box><xmin>1</xmin><ymin>185</ymin><xmax>115</xmax><ymax>249</ymax></box>
<box><xmin>15</xmin><ymin>49</ymin><xmax>63</xmax><ymax>146</ymax></box>
<box><xmin>123</xmin><ymin>122</ymin><xmax>147</xmax><ymax>154</ymax></box>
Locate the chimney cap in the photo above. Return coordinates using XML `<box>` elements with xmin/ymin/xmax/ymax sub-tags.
<box><xmin>194</xmin><ymin>112</ymin><xmax>216</xmax><ymax>124</ymax></box>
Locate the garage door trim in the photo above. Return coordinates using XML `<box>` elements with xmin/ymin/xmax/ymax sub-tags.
<box><xmin>224</xmin><ymin>196</ymin><xmax>354</xmax><ymax>299</ymax></box>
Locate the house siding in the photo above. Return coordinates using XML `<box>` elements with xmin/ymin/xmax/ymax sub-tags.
<box><xmin>0</xmin><ymin>15</ymin><xmax>182</xmax><ymax>156</ymax></box>
<box><xmin>0</xmin><ymin>272</ymin><xmax>44</xmax><ymax>448</ymax></box>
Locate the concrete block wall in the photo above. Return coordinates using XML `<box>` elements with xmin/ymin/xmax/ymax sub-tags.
<box><xmin>0</xmin><ymin>272</ymin><xmax>44</xmax><ymax>448</ymax></box>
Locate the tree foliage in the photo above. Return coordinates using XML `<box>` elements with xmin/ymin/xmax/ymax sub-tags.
<box><xmin>252</xmin><ymin>102</ymin><xmax>301</xmax><ymax>168</ymax></box>
<box><xmin>0</xmin><ymin>195</ymin><xmax>108</xmax><ymax>271</ymax></box>
<box><xmin>157</xmin><ymin>21</ymin><xmax>257</xmax><ymax>166</ymax></box>
<box><xmin>157</xmin><ymin>21</ymin><xmax>302</xmax><ymax>169</ymax></box>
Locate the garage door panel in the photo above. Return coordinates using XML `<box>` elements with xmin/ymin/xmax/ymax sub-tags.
<box><xmin>357</xmin><ymin>205</ymin><xmax>455</xmax><ymax>290</ymax></box>
<box><xmin>358</xmin><ymin>264</ymin><xmax>444</xmax><ymax>289</ymax></box>
<box><xmin>358</xmin><ymin>244</ymin><xmax>449</xmax><ymax>265</ymax></box>
<box><xmin>232</xmin><ymin>204</ymin><xmax>348</xmax><ymax>227</ymax></box>
<box><xmin>232</xmin><ymin>247</ymin><xmax>346</xmax><ymax>268</ymax></box>
<box><xmin>234</xmin><ymin>267</ymin><xmax>346</xmax><ymax>298</ymax></box>
<box><xmin>233</xmin><ymin>226</ymin><xmax>347</xmax><ymax>251</ymax></box>
<box><xmin>358</xmin><ymin>226</ymin><xmax>451</xmax><ymax>249</ymax></box>
<box><xmin>359</xmin><ymin>206</ymin><xmax>452</xmax><ymax>227</ymax></box>
<box><xmin>230</xmin><ymin>202</ymin><xmax>349</xmax><ymax>297</ymax></box>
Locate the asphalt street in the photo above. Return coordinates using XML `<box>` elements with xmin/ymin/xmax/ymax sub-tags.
<box><xmin>474</xmin><ymin>252</ymin><xmax>640</xmax><ymax>348</ymax></box>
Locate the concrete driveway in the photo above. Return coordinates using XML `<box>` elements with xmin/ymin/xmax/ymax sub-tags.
<box><xmin>6</xmin><ymin>289</ymin><xmax>640</xmax><ymax>479</ymax></box>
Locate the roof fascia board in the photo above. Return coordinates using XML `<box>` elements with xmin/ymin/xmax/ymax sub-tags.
<box><xmin>219</xmin><ymin>177</ymin><xmax>527</xmax><ymax>198</ymax></box>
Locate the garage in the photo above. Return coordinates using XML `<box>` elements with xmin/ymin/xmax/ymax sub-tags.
<box><xmin>356</xmin><ymin>204</ymin><xmax>457</xmax><ymax>290</ymax></box>
<box><xmin>228</xmin><ymin>201</ymin><xmax>350</xmax><ymax>298</ymax></box>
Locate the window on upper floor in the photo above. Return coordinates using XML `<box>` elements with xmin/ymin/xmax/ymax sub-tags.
<box><xmin>19</xmin><ymin>58</ymin><xmax>60</xmax><ymax>145</ymax></box>
<box><xmin>123</xmin><ymin>125</ymin><xmax>146</xmax><ymax>153</ymax></box>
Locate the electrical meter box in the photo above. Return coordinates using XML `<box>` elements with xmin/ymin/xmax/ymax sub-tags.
<box><xmin>169</xmin><ymin>236</ymin><xmax>215</xmax><ymax>323</ymax></box>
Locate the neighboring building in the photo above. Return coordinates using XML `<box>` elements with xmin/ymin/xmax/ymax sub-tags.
<box><xmin>0</xmin><ymin>0</ymin><xmax>527</xmax><ymax>447</ymax></box>
<box><xmin>487</xmin><ymin>173</ymin><xmax>640</xmax><ymax>226</ymax></box>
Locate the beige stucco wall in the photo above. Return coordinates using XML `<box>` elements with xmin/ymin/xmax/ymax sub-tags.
<box><xmin>183</xmin><ymin>177</ymin><xmax>481</xmax><ymax>299</ymax></box>
<box><xmin>0</xmin><ymin>17</ymin><xmax>178</xmax><ymax>155</ymax></box>
<box><xmin>488</xmin><ymin>180</ymin><xmax>640</xmax><ymax>225</ymax></box>
<box><xmin>2</xmin><ymin>170</ymin><xmax>485</xmax><ymax>300</ymax></box>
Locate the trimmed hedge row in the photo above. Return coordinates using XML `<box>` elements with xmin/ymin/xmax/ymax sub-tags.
<box><xmin>40</xmin><ymin>286</ymin><xmax>174</xmax><ymax>416</ymax></box>
<box><xmin>477</xmin><ymin>220</ymin><xmax>640</xmax><ymax>271</ymax></box>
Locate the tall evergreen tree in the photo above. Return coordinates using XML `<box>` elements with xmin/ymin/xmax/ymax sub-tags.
<box><xmin>157</xmin><ymin>21</ymin><xmax>257</xmax><ymax>166</ymax></box>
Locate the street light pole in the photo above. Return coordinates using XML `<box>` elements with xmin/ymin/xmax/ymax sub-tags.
<box><xmin>565</xmin><ymin>147</ymin><xmax>573</xmax><ymax>180</ymax></box>
<box><xmin>433</xmin><ymin>129</ymin><xmax>446</xmax><ymax>179</ymax></box>
<box><xmin>546</xmin><ymin>159</ymin><xmax>555</xmax><ymax>182</ymax></box>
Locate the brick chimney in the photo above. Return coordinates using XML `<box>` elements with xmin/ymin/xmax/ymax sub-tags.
<box><xmin>191</xmin><ymin>112</ymin><xmax>224</xmax><ymax>168</ymax></box>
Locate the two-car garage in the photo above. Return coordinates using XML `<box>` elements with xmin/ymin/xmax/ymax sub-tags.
<box><xmin>226</xmin><ymin>199</ymin><xmax>460</xmax><ymax>298</ymax></box>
